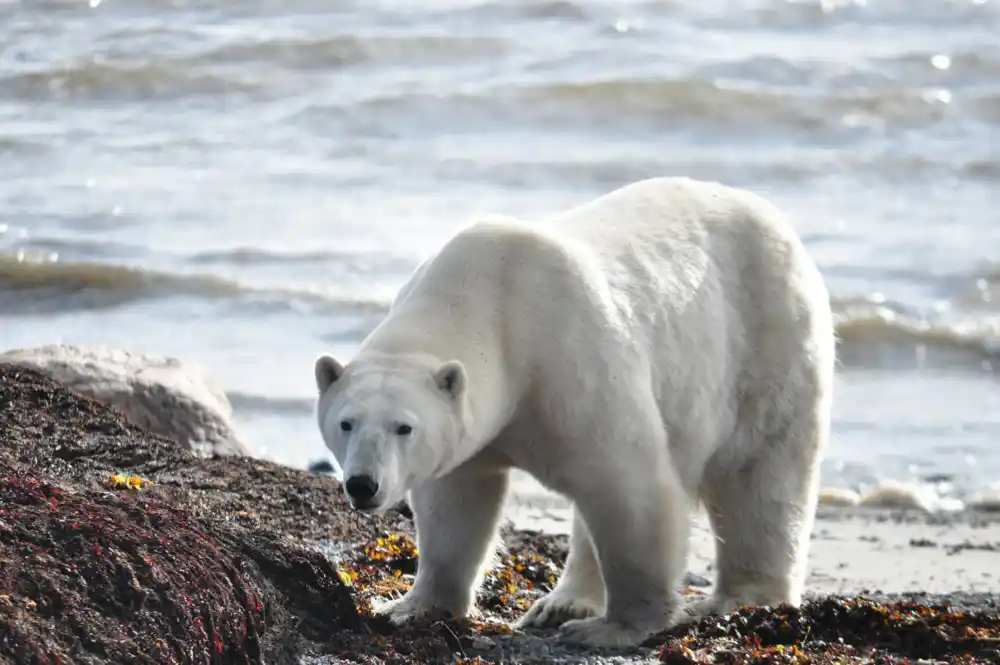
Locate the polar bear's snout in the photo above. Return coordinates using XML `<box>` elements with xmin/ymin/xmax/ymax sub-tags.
<box><xmin>344</xmin><ymin>474</ymin><xmax>380</xmax><ymax>509</ymax></box>
<box><xmin>340</xmin><ymin>433</ymin><xmax>394</xmax><ymax>512</ymax></box>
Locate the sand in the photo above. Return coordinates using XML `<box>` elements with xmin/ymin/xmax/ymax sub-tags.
<box><xmin>504</xmin><ymin>471</ymin><xmax>1000</xmax><ymax>600</ymax></box>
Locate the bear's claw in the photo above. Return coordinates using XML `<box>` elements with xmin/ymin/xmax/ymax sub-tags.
<box><xmin>556</xmin><ymin>616</ymin><xmax>660</xmax><ymax>649</ymax></box>
<box><xmin>515</xmin><ymin>591</ymin><xmax>602</xmax><ymax>629</ymax></box>
<box><xmin>684</xmin><ymin>594</ymin><xmax>731</xmax><ymax>621</ymax></box>
<box><xmin>372</xmin><ymin>594</ymin><xmax>452</xmax><ymax>625</ymax></box>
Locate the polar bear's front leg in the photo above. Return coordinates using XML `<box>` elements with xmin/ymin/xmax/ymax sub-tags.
<box><xmin>558</xmin><ymin>461</ymin><xmax>692</xmax><ymax>649</ymax></box>
<box><xmin>373</xmin><ymin>469</ymin><xmax>509</xmax><ymax>624</ymax></box>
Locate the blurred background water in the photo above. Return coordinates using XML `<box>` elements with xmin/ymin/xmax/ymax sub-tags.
<box><xmin>2</xmin><ymin>0</ymin><xmax>999</xmax><ymax>502</ymax></box>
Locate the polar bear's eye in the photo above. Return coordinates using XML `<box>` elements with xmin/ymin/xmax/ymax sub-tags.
<box><xmin>339</xmin><ymin>420</ymin><xmax>352</xmax><ymax>433</ymax></box>
<box><xmin>396</xmin><ymin>424</ymin><xmax>412</xmax><ymax>436</ymax></box>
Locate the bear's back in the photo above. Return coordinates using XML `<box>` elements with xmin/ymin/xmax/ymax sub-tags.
<box><xmin>385</xmin><ymin>177</ymin><xmax>827</xmax><ymax>363</ymax></box>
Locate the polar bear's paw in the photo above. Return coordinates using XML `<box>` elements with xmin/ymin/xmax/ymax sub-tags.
<box><xmin>556</xmin><ymin>615</ymin><xmax>662</xmax><ymax>649</ymax></box>
<box><xmin>515</xmin><ymin>590</ymin><xmax>602</xmax><ymax>629</ymax></box>
<box><xmin>371</xmin><ymin>592</ymin><xmax>457</xmax><ymax>625</ymax></box>
<box><xmin>684</xmin><ymin>584</ymin><xmax>795</xmax><ymax>622</ymax></box>
<box><xmin>683</xmin><ymin>594</ymin><xmax>737</xmax><ymax>621</ymax></box>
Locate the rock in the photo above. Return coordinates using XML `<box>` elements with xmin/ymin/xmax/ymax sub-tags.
<box><xmin>858</xmin><ymin>480</ymin><xmax>940</xmax><ymax>513</ymax></box>
<box><xmin>308</xmin><ymin>458</ymin><xmax>337</xmax><ymax>475</ymax></box>
<box><xmin>819</xmin><ymin>487</ymin><xmax>862</xmax><ymax>508</ymax></box>
<box><xmin>0</xmin><ymin>343</ymin><xmax>249</xmax><ymax>457</ymax></box>
<box><xmin>683</xmin><ymin>572</ymin><xmax>712</xmax><ymax>588</ymax></box>
<box><xmin>469</xmin><ymin>635</ymin><xmax>496</xmax><ymax>650</ymax></box>
<box><xmin>966</xmin><ymin>484</ymin><xmax>1000</xmax><ymax>513</ymax></box>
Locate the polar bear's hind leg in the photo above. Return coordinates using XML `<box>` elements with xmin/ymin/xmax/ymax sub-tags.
<box><xmin>515</xmin><ymin>508</ymin><xmax>605</xmax><ymax>629</ymax></box>
<box><xmin>689</xmin><ymin>401</ymin><xmax>830</xmax><ymax>619</ymax></box>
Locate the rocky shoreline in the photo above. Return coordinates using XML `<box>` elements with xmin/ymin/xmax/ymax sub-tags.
<box><xmin>2</xmin><ymin>363</ymin><xmax>998</xmax><ymax>665</ymax></box>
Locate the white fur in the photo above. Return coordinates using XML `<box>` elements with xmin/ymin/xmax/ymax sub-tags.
<box><xmin>314</xmin><ymin>176</ymin><xmax>835</xmax><ymax>648</ymax></box>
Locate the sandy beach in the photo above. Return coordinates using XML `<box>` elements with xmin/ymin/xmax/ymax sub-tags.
<box><xmin>505</xmin><ymin>472</ymin><xmax>1000</xmax><ymax>603</ymax></box>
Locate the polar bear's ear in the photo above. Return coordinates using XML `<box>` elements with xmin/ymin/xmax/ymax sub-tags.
<box><xmin>315</xmin><ymin>355</ymin><xmax>345</xmax><ymax>394</ymax></box>
<box><xmin>434</xmin><ymin>360</ymin><xmax>466</xmax><ymax>400</ymax></box>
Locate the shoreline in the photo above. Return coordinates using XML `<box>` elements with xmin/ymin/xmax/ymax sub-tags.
<box><xmin>507</xmin><ymin>497</ymin><xmax>1000</xmax><ymax>598</ymax></box>
<box><xmin>2</xmin><ymin>363</ymin><xmax>998</xmax><ymax>665</ymax></box>
<box><xmin>502</xmin><ymin>475</ymin><xmax>1000</xmax><ymax>600</ymax></box>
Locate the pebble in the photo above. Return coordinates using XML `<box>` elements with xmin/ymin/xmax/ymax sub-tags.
<box><xmin>966</xmin><ymin>485</ymin><xmax>1000</xmax><ymax>513</ymax></box>
<box><xmin>469</xmin><ymin>635</ymin><xmax>496</xmax><ymax>650</ymax></box>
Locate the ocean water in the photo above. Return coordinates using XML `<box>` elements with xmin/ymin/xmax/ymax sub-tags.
<box><xmin>2</xmin><ymin>0</ymin><xmax>998</xmax><ymax>502</ymax></box>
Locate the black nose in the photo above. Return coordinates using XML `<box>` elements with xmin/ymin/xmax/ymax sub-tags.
<box><xmin>345</xmin><ymin>475</ymin><xmax>379</xmax><ymax>503</ymax></box>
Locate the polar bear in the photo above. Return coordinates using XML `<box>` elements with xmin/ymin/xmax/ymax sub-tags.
<box><xmin>314</xmin><ymin>176</ymin><xmax>835</xmax><ymax>649</ymax></box>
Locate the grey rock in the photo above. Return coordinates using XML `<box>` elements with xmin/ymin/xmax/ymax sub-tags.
<box><xmin>683</xmin><ymin>572</ymin><xmax>712</xmax><ymax>588</ymax></box>
<box><xmin>307</xmin><ymin>459</ymin><xmax>336</xmax><ymax>475</ymax></box>
<box><xmin>0</xmin><ymin>344</ymin><xmax>250</xmax><ymax>457</ymax></box>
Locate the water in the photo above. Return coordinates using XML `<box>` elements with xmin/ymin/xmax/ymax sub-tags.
<box><xmin>2</xmin><ymin>0</ymin><xmax>999</xmax><ymax>501</ymax></box>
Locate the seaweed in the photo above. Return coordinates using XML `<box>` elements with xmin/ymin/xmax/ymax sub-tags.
<box><xmin>655</xmin><ymin>596</ymin><xmax>1000</xmax><ymax>664</ymax></box>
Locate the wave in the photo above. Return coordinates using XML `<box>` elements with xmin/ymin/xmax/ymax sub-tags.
<box><xmin>832</xmin><ymin>298</ymin><xmax>1000</xmax><ymax>370</ymax></box>
<box><xmin>184</xmin><ymin>246</ymin><xmax>414</xmax><ymax>274</ymax></box>
<box><xmin>524</xmin><ymin>78</ymin><xmax>997</xmax><ymax>129</ymax></box>
<box><xmin>0</xmin><ymin>253</ymin><xmax>391</xmax><ymax>315</ymax></box>
<box><xmin>1</xmin><ymin>59</ymin><xmax>263</xmax><ymax>102</ymax></box>
<box><xmin>2</xmin><ymin>252</ymin><xmax>997</xmax><ymax>369</ymax></box>
<box><xmin>7</xmin><ymin>237</ymin><xmax>154</xmax><ymax>261</ymax></box>
<box><xmin>696</xmin><ymin>0</ymin><xmax>999</xmax><ymax>31</ymax></box>
<box><xmin>186</xmin><ymin>247</ymin><xmax>362</xmax><ymax>266</ymax></box>
<box><xmin>342</xmin><ymin>75</ymin><xmax>986</xmax><ymax>138</ymax></box>
<box><xmin>0</xmin><ymin>136</ymin><xmax>50</xmax><ymax>156</ymax></box>
<box><xmin>437</xmin><ymin>152</ymin><xmax>1000</xmax><ymax>192</ymax></box>
<box><xmin>871</xmin><ymin>50</ymin><xmax>1000</xmax><ymax>82</ymax></box>
<box><xmin>188</xmin><ymin>33</ymin><xmax>508</xmax><ymax>71</ymax></box>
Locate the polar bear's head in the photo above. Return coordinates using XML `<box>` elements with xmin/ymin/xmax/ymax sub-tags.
<box><xmin>314</xmin><ymin>352</ymin><xmax>467</xmax><ymax>513</ymax></box>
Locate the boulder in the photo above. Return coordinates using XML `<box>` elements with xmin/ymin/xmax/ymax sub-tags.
<box><xmin>0</xmin><ymin>343</ymin><xmax>250</xmax><ymax>457</ymax></box>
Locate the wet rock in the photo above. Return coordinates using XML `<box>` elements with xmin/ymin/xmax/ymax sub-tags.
<box><xmin>308</xmin><ymin>459</ymin><xmax>337</xmax><ymax>475</ymax></box>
